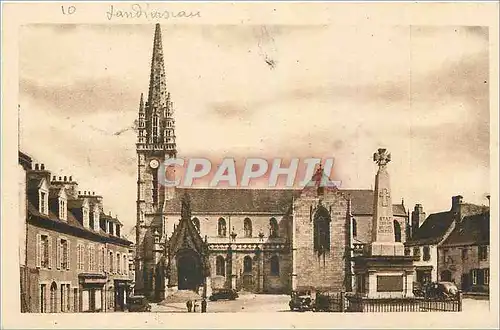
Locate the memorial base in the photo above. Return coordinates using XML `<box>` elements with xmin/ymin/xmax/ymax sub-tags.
<box><xmin>353</xmin><ymin>255</ymin><xmax>415</xmax><ymax>299</ymax></box>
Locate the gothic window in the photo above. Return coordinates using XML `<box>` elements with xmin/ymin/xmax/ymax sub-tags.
<box><xmin>244</xmin><ymin>218</ymin><xmax>252</xmax><ymax>238</ymax></box>
<box><xmin>216</xmin><ymin>256</ymin><xmax>225</xmax><ymax>276</ymax></box>
<box><xmin>243</xmin><ymin>256</ymin><xmax>252</xmax><ymax>273</ymax></box>
<box><xmin>192</xmin><ymin>217</ymin><xmax>200</xmax><ymax>232</ymax></box>
<box><xmin>352</xmin><ymin>218</ymin><xmax>357</xmax><ymax>238</ymax></box>
<box><xmin>152</xmin><ymin>115</ymin><xmax>159</xmax><ymax>142</ymax></box>
<box><xmin>394</xmin><ymin>220</ymin><xmax>402</xmax><ymax>242</ymax></box>
<box><xmin>218</xmin><ymin>218</ymin><xmax>227</xmax><ymax>237</ymax></box>
<box><xmin>152</xmin><ymin>169</ymin><xmax>158</xmax><ymax>206</ymax></box>
<box><xmin>270</xmin><ymin>255</ymin><xmax>280</xmax><ymax>276</ymax></box>
<box><xmin>313</xmin><ymin>206</ymin><xmax>331</xmax><ymax>254</ymax></box>
<box><xmin>269</xmin><ymin>218</ymin><xmax>279</xmax><ymax>238</ymax></box>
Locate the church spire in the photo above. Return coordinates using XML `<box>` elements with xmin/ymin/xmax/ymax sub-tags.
<box><xmin>140</xmin><ymin>23</ymin><xmax>176</xmax><ymax>154</ymax></box>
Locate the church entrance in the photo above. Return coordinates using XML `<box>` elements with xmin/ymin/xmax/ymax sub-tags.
<box><xmin>177</xmin><ymin>249</ymin><xmax>203</xmax><ymax>291</ymax></box>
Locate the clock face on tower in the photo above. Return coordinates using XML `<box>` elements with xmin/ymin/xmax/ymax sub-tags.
<box><xmin>149</xmin><ymin>159</ymin><xmax>160</xmax><ymax>169</ymax></box>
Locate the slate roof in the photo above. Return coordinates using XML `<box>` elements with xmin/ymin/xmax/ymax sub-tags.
<box><xmin>405</xmin><ymin>211</ymin><xmax>456</xmax><ymax>246</ymax></box>
<box><xmin>164</xmin><ymin>188</ymin><xmax>407</xmax><ymax>216</ymax></box>
<box><xmin>28</xmin><ymin>200</ymin><xmax>131</xmax><ymax>246</ymax></box>
<box><xmin>441</xmin><ymin>212</ymin><xmax>490</xmax><ymax>247</ymax></box>
<box><xmin>27</xmin><ymin>178</ymin><xmax>44</xmax><ymax>191</ymax></box>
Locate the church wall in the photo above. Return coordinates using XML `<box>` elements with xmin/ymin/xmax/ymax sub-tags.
<box><xmin>294</xmin><ymin>194</ymin><xmax>349</xmax><ymax>292</ymax></box>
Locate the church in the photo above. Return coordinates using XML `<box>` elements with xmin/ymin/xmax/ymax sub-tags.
<box><xmin>134</xmin><ymin>24</ymin><xmax>409</xmax><ymax>301</ymax></box>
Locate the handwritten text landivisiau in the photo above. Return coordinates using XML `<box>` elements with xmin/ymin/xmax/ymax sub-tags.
<box><xmin>106</xmin><ymin>4</ymin><xmax>201</xmax><ymax>21</ymax></box>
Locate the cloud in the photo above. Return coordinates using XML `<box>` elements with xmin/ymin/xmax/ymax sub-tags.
<box><xmin>19</xmin><ymin>24</ymin><xmax>491</xmax><ymax>232</ymax></box>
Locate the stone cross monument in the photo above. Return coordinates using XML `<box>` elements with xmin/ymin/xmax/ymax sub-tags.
<box><xmin>369</xmin><ymin>148</ymin><xmax>404</xmax><ymax>256</ymax></box>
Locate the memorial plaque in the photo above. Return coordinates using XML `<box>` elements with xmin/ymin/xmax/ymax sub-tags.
<box><xmin>376</xmin><ymin>275</ymin><xmax>404</xmax><ymax>292</ymax></box>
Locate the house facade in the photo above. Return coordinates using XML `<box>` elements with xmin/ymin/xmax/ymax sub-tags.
<box><xmin>19</xmin><ymin>151</ymin><xmax>133</xmax><ymax>313</ymax></box>
<box><xmin>438</xmin><ymin>211</ymin><xmax>489</xmax><ymax>293</ymax></box>
<box><xmin>405</xmin><ymin>195</ymin><xmax>489</xmax><ymax>286</ymax></box>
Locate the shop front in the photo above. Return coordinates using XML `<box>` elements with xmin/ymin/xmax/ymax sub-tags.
<box><xmin>78</xmin><ymin>273</ymin><xmax>107</xmax><ymax>312</ymax></box>
<box><xmin>114</xmin><ymin>279</ymin><xmax>132</xmax><ymax>311</ymax></box>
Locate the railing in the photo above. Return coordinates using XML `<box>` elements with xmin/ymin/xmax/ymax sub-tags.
<box><xmin>314</xmin><ymin>292</ymin><xmax>462</xmax><ymax>313</ymax></box>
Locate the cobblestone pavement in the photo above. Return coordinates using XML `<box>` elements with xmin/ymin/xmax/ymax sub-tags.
<box><xmin>150</xmin><ymin>294</ymin><xmax>489</xmax><ymax>313</ymax></box>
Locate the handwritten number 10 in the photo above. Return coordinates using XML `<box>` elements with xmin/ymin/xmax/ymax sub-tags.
<box><xmin>61</xmin><ymin>5</ymin><xmax>76</xmax><ymax>15</ymax></box>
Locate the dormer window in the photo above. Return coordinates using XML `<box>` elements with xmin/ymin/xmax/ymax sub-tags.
<box><xmin>59</xmin><ymin>199</ymin><xmax>66</xmax><ymax>220</ymax></box>
<box><xmin>57</xmin><ymin>189</ymin><xmax>67</xmax><ymax>221</ymax></box>
<box><xmin>39</xmin><ymin>191</ymin><xmax>48</xmax><ymax>214</ymax></box>
<box><xmin>38</xmin><ymin>179</ymin><xmax>49</xmax><ymax>215</ymax></box>
<box><xmin>93</xmin><ymin>206</ymin><xmax>100</xmax><ymax>231</ymax></box>
<box><xmin>116</xmin><ymin>224</ymin><xmax>121</xmax><ymax>237</ymax></box>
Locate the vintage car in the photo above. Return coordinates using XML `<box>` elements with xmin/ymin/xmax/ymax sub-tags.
<box><xmin>209</xmin><ymin>288</ymin><xmax>239</xmax><ymax>301</ymax></box>
<box><xmin>127</xmin><ymin>295</ymin><xmax>152</xmax><ymax>312</ymax></box>
<box><xmin>425</xmin><ymin>282</ymin><xmax>460</xmax><ymax>299</ymax></box>
<box><xmin>289</xmin><ymin>290</ymin><xmax>314</xmax><ymax>312</ymax></box>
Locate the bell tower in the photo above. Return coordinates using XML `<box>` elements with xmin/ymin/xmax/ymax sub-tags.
<box><xmin>136</xmin><ymin>23</ymin><xmax>177</xmax><ymax>298</ymax></box>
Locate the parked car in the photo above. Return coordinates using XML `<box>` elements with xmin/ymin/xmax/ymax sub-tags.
<box><xmin>425</xmin><ymin>282</ymin><xmax>459</xmax><ymax>299</ymax></box>
<box><xmin>209</xmin><ymin>288</ymin><xmax>239</xmax><ymax>301</ymax></box>
<box><xmin>289</xmin><ymin>290</ymin><xmax>314</xmax><ymax>312</ymax></box>
<box><xmin>127</xmin><ymin>295</ymin><xmax>151</xmax><ymax>312</ymax></box>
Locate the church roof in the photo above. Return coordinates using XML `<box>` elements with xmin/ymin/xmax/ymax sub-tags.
<box><xmin>441</xmin><ymin>212</ymin><xmax>490</xmax><ymax>247</ymax></box>
<box><xmin>164</xmin><ymin>188</ymin><xmax>407</xmax><ymax>216</ymax></box>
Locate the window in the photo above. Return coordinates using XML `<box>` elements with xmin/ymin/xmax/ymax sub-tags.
<box><xmin>270</xmin><ymin>255</ymin><xmax>280</xmax><ymax>276</ymax></box>
<box><xmin>352</xmin><ymin>218</ymin><xmax>357</xmax><ymax>237</ymax></box>
<box><xmin>404</xmin><ymin>247</ymin><xmax>410</xmax><ymax>256</ymax></box>
<box><xmin>192</xmin><ymin>217</ymin><xmax>200</xmax><ymax>232</ymax></box>
<box><xmin>269</xmin><ymin>217</ymin><xmax>279</xmax><ymax>238</ymax></box>
<box><xmin>394</xmin><ymin>220</ymin><xmax>402</xmax><ymax>242</ymax></box>
<box><xmin>89</xmin><ymin>245</ymin><xmax>96</xmax><ymax>271</ymax></box>
<box><xmin>59</xmin><ymin>199</ymin><xmax>66</xmax><ymax>221</ymax></box>
<box><xmin>484</xmin><ymin>268</ymin><xmax>489</xmax><ymax>285</ymax></box>
<box><xmin>77</xmin><ymin>243</ymin><xmax>85</xmax><ymax>271</ymax></box>
<box><xmin>244</xmin><ymin>218</ymin><xmax>252</xmax><ymax>238</ymax></box>
<box><xmin>442</xmin><ymin>249</ymin><xmax>448</xmax><ymax>263</ymax></box>
<box><xmin>73</xmin><ymin>288</ymin><xmax>78</xmax><ymax>312</ymax></box>
<box><xmin>83</xmin><ymin>207</ymin><xmax>89</xmax><ymax>228</ymax></box>
<box><xmin>60</xmin><ymin>285</ymin><xmax>65</xmax><ymax>312</ymax></box>
<box><xmin>313</xmin><ymin>208</ymin><xmax>330</xmax><ymax>254</ymax></box>
<box><xmin>39</xmin><ymin>235</ymin><xmax>50</xmax><ymax>268</ymax></box>
<box><xmin>123</xmin><ymin>255</ymin><xmax>128</xmax><ymax>275</ymax></box>
<box><xmin>98</xmin><ymin>246</ymin><xmax>106</xmax><ymax>272</ymax></box>
<box><xmin>109</xmin><ymin>251</ymin><xmax>114</xmax><ymax>273</ymax></box>
<box><xmin>216</xmin><ymin>256</ymin><xmax>225</xmax><ymax>276</ymax></box>
<box><xmin>152</xmin><ymin>115</ymin><xmax>159</xmax><ymax>142</ymax></box>
<box><xmin>217</xmin><ymin>218</ymin><xmax>227</xmax><ymax>237</ymax></box>
<box><xmin>108</xmin><ymin>222</ymin><xmax>114</xmax><ymax>235</ymax></box>
<box><xmin>243</xmin><ymin>256</ymin><xmax>252</xmax><ymax>273</ymax></box>
<box><xmin>59</xmin><ymin>239</ymin><xmax>69</xmax><ymax>270</ymax></box>
<box><xmin>478</xmin><ymin>245</ymin><xmax>488</xmax><ymax>261</ymax></box>
<box><xmin>462</xmin><ymin>248</ymin><xmax>468</xmax><ymax>260</ymax></box>
<box><xmin>423</xmin><ymin>246</ymin><xmax>430</xmax><ymax>261</ymax></box>
<box><xmin>117</xmin><ymin>253</ymin><xmax>121</xmax><ymax>274</ymax></box>
<box><xmin>472</xmin><ymin>269</ymin><xmax>478</xmax><ymax>285</ymax></box>
<box><xmin>39</xmin><ymin>191</ymin><xmax>48</xmax><ymax>214</ymax></box>
<box><xmin>116</xmin><ymin>225</ymin><xmax>121</xmax><ymax>237</ymax></box>
<box><xmin>413</xmin><ymin>247</ymin><xmax>420</xmax><ymax>260</ymax></box>
<box><xmin>40</xmin><ymin>284</ymin><xmax>46</xmax><ymax>313</ymax></box>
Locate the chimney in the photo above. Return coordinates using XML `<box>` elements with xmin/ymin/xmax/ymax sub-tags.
<box><xmin>35</xmin><ymin>164</ymin><xmax>39</xmax><ymax>170</ymax></box>
<box><xmin>59</xmin><ymin>176</ymin><xmax>62</xmax><ymax>181</ymax></box>
<box><xmin>451</xmin><ymin>195</ymin><xmax>463</xmax><ymax>211</ymax></box>
<box><xmin>64</xmin><ymin>176</ymin><xmax>67</xmax><ymax>182</ymax></box>
<box><xmin>69</xmin><ymin>176</ymin><xmax>73</xmax><ymax>181</ymax></box>
<box><xmin>40</xmin><ymin>164</ymin><xmax>45</xmax><ymax>170</ymax></box>
<box><xmin>411</xmin><ymin>204</ymin><xmax>426</xmax><ymax>239</ymax></box>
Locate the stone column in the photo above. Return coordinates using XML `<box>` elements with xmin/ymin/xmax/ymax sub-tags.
<box><xmin>405</xmin><ymin>270</ymin><xmax>414</xmax><ymax>297</ymax></box>
<box><xmin>370</xmin><ymin>148</ymin><xmax>404</xmax><ymax>256</ymax></box>
<box><xmin>367</xmin><ymin>271</ymin><xmax>377</xmax><ymax>298</ymax></box>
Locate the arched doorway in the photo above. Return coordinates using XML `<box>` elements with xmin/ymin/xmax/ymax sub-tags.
<box><xmin>50</xmin><ymin>282</ymin><xmax>57</xmax><ymax>313</ymax></box>
<box><xmin>177</xmin><ymin>249</ymin><xmax>203</xmax><ymax>291</ymax></box>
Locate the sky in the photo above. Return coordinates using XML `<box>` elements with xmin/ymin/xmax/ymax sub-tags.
<box><xmin>19</xmin><ymin>24</ymin><xmax>490</xmax><ymax>236</ymax></box>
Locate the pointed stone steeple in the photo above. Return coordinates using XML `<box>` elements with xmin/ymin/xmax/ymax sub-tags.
<box><xmin>137</xmin><ymin>93</ymin><xmax>146</xmax><ymax>144</ymax></box>
<box><xmin>139</xmin><ymin>23</ymin><xmax>176</xmax><ymax>154</ymax></box>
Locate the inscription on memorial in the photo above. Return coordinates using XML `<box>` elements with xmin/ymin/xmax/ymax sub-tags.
<box><xmin>377</xmin><ymin>275</ymin><xmax>404</xmax><ymax>292</ymax></box>
<box><xmin>377</xmin><ymin>216</ymin><xmax>393</xmax><ymax>234</ymax></box>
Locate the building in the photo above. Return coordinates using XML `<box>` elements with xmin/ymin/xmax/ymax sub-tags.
<box><xmin>405</xmin><ymin>195</ymin><xmax>489</xmax><ymax>286</ymax></box>
<box><xmin>19</xmin><ymin>151</ymin><xmax>133</xmax><ymax>313</ymax></box>
<box><xmin>135</xmin><ymin>24</ymin><xmax>410</xmax><ymax>301</ymax></box>
<box><xmin>438</xmin><ymin>211</ymin><xmax>490</xmax><ymax>292</ymax></box>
